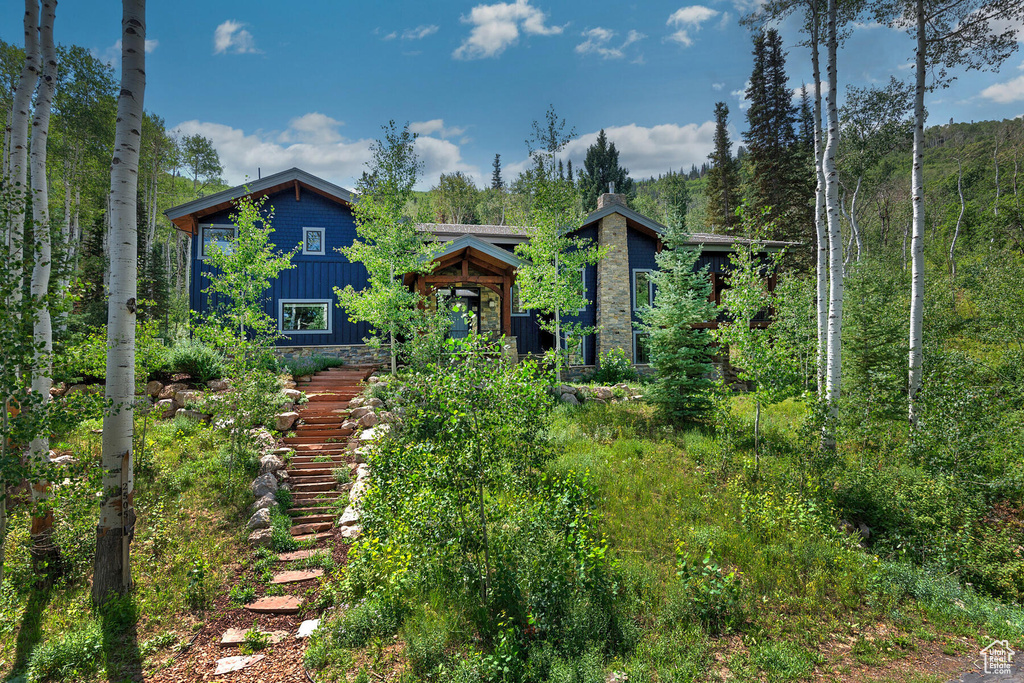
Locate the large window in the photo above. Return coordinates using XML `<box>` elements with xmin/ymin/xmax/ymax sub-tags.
<box><xmin>279</xmin><ymin>299</ymin><xmax>332</xmax><ymax>334</ymax></box>
<box><xmin>200</xmin><ymin>225</ymin><xmax>237</xmax><ymax>258</ymax></box>
<box><xmin>511</xmin><ymin>283</ymin><xmax>527</xmax><ymax>316</ymax></box>
<box><xmin>633</xmin><ymin>331</ymin><xmax>651</xmax><ymax>365</ymax></box>
<box><xmin>633</xmin><ymin>269</ymin><xmax>655</xmax><ymax>310</ymax></box>
<box><xmin>303</xmin><ymin>227</ymin><xmax>325</xmax><ymax>255</ymax></box>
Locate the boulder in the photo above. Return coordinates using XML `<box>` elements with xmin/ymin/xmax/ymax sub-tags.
<box><xmin>250</xmin><ymin>494</ymin><xmax>277</xmax><ymax>514</ymax></box>
<box><xmin>341</xmin><ymin>420</ymin><xmax>359</xmax><ymax>431</ymax></box>
<box><xmin>558</xmin><ymin>384</ymin><xmax>576</xmax><ymax>396</ymax></box>
<box><xmin>49</xmin><ymin>383</ymin><xmax>67</xmax><ymax>398</ymax></box>
<box><xmin>282</xmin><ymin>389</ymin><xmax>302</xmax><ymax>402</ymax></box>
<box><xmin>349</xmin><ymin>406</ymin><xmax>372</xmax><ymax>420</ymax></box>
<box><xmin>250</xmin><ymin>472</ymin><xmax>278</xmax><ymax>499</ymax></box>
<box><xmin>156</xmin><ymin>398</ymin><xmax>176</xmax><ymax>419</ymax></box>
<box><xmin>857</xmin><ymin>522</ymin><xmax>872</xmax><ymax>540</ymax></box>
<box><xmin>365</xmin><ymin>397</ymin><xmax>384</xmax><ymax>408</ymax></box>
<box><xmin>560</xmin><ymin>393</ymin><xmax>580</xmax><ymax>406</ymax></box>
<box><xmin>378</xmin><ymin>411</ymin><xmax>397</xmax><ymax>424</ymax></box>
<box><xmin>175</xmin><ymin>409</ymin><xmax>210</xmax><ymax>422</ymax></box>
<box><xmin>357</xmin><ymin>413</ymin><xmax>378</xmax><ymax>428</ymax></box>
<box><xmin>348</xmin><ymin>397</ymin><xmax>365</xmax><ymax>408</ymax></box>
<box><xmin>207</xmin><ymin>379</ymin><xmax>229</xmax><ymax>392</ymax></box>
<box><xmin>259</xmin><ymin>454</ymin><xmax>285</xmax><ymax>475</ymax></box>
<box><xmin>338</xmin><ymin>506</ymin><xmax>360</xmax><ymax>527</ymax></box>
<box><xmin>248</xmin><ymin>528</ymin><xmax>273</xmax><ymax>548</ymax></box>
<box><xmin>145</xmin><ymin>380</ymin><xmax>163</xmax><ymax>398</ymax></box>
<box><xmin>49</xmin><ymin>454</ymin><xmax>77</xmax><ymax>467</ymax></box>
<box><xmin>158</xmin><ymin>382</ymin><xmax>187</xmax><ymax>401</ymax></box>
<box><xmin>338</xmin><ymin>524</ymin><xmax>362</xmax><ymax>540</ymax></box>
<box><xmin>278</xmin><ymin>401</ymin><xmax>295</xmax><ymax>414</ymax></box>
<box><xmin>590</xmin><ymin>398</ymin><xmax>608</xmax><ymax>405</ymax></box>
<box><xmin>174</xmin><ymin>390</ymin><xmax>199</xmax><ymax>408</ymax></box>
<box><xmin>275</xmin><ymin>412</ymin><xmax>299</xmax><ymax>431</ymax></box>
<box><xmin>67</xmin><ymin>384</ymin><xmax>102</xmax><ymax>396</ymax></box>
<box><xmin>246</xmin><ymin>508</ymin><xmax>271</xmax><ymax>531</ymax></box>
<box><xmin>594</xmin><ymin>387</ymin><xmax>614</xmax><ymax>400</ymax></box>
<box><xmin>349</xmin><ymin>479</ymin><xmax>370</xmax><ymax>503</ymax></box>
<box><xmin>275</xmin><ymin>470</ymin><xmax>290</xmax><ymax>485</ymax></box>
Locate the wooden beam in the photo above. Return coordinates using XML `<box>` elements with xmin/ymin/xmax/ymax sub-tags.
<box><xmin>466</xmin><ymin>255</ymin><xmax>507</xmax><ymax>276</ymax></box>
<box><xmin>294</xmin><ymin>180</ymin><xmax>300</xmax><ymax>202</ymax></box>
<box><xmin>424</xmin><ymin>275</ymin><xmax>505</xmax><ymax>285</ymax></box>
<box><xmin>502</xmin><ymin>277</ymin><xmax>512</xmax><ymax>336</ymax></box>
<box><xmin>461</xmin><ymin>259</ymin><xmax>469</xmax><ymax>278</ymax></box>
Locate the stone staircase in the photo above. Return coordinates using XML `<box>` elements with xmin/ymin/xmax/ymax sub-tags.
<box><xmin>282</xmin><ymin>365</ymin><xmax>375</xmax><ymax>543</ymax></box>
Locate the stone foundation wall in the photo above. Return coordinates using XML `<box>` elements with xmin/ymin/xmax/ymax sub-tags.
<box><xmin>275</xmin><ymin>345</ymin><xmax>389</xmax><ymax>366</ymax></box>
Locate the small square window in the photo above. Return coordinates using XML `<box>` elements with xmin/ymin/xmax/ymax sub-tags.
<box><xmin>280</xmin><ymin>300</ymin><xmax>331</xmax><ymax>334</ymax></box>
<box><xmin>303</xmin><ymin>227</ymin><xmax>325</xmax><ymax>255</ymax></box>
<box><xmin>201</xmin><ymin>225</ymin><xmax>237</xmax><ymax>258</ymax></box>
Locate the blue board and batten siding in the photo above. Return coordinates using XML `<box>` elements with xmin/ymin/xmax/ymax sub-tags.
<box><xmin>189</xmin><ymin>189</ymin><xmax>372</xmax><ymax>346</ymax></box>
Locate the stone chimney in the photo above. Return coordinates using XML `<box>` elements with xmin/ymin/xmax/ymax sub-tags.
<box><xmin>595</xmin><ymin>182</ymin><xmax>632</xmax><ymax>364</ymax></box>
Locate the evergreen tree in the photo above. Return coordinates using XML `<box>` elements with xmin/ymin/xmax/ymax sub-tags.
<box><xmin>798</xmin><ymin>83</ymin><xmax>815</xmax><ymax>152</ymax></box>
<box><xmin>744</xmin><ymin>29</ymin><xmax>812</xmax><ymax>248</ymax></box>
<box><xmin>491</xmin><ymin>153</ymin><xmax>503</xmax><ymax>190</ymax></box>
<box><xmin>580</xmin><ymin>129</ymin><xmax>634</xmax><ymax>211</ymax></box>
<box><xmin>566</xmin><ymin>159</ymin><xmax>574</xmax><ymax>184</ymax></box>
<box><xmin>637</xmin><ymin>220</ymin><xmax>718</xmax><ymax>423</ymax></box>
<box><xmin>705</xmin><ymin>102</ymin><xmax>742</xmax><ymax>232</ymax></box>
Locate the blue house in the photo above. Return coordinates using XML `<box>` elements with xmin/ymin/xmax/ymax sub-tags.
<box><xmin>166</xmin><ymin>167</ymin><xmax>787</xmax><ymax>368</ymax></box>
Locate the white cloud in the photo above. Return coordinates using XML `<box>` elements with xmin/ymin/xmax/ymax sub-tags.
<box><xmin>988</xmin><ymin>15</ymin><xmax>1024</xmax><ymax>43</ymax></box>
<box><xmin>666</xmin><ymin>5</ymin><xmax>719</xmax><ymax>47</ymax></box>
<box><xmin>712</xmin><ymin>82</ymin><xmax>725</xmax><ymax>91</ymax></box>
<box><xmin>172</xmin><ymin>116</ymin><xmax>479</xmax><ymax>190</ymax></box>
<box><xmin>506</xmin><ymin>121</ymin><xmax>719</xmax><ymax>181</ymax></box>
<box><xmin>214</xmin><ymin>20</ymin><xmax>260</xmax><ymax>55</ymax></box>
<box><xmin>403</xmin><ymin>25</ymin><xmax>439</xmax><ymax>40</ymax></box>
<box><xmin>732</xmin><ymin>80</ymin><xmax>751</xmax><ymax>109</ymax></box>
<box><xmin>453</xmin><ymin>0</ymin><xmax>564</xmax><ymax>60</ymax></box>
<box><xmin>575</xmin><ymin>27</ymin><xmax>645</xmax><ymax>59</ymax></box>
<box><xmin>410</xmin><ymin>119</ymin><xmax>468</xmax><ymax>139</ymax></box>
<box><xmin>980</xmin><ymin>74</ymin><xmax>1024</xmax><ymax>104</ymax></box>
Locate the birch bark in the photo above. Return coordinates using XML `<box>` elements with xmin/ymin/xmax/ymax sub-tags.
<box><xmin>93</xmin><ymin>0</ymin><xmax>145</xmax><ymax>605</ymax></box>
<box><xmin>824</xmin><ymin>0</ymin><xmax>843</xmax><ymax>424</ymax></box>
<box><xmin>6</xmin><ymin>0</ymin><xmax>40</xmax><ymax>277</ymax></box>
<box><xmin>810</xmin><ymin>0</ymin><xmax>828</xmax><ymax>398</ymax></box>
<box><xmin>908</xmin><ymin>0</ymin><xmax>926</xmax><ymax>427</ymax></box>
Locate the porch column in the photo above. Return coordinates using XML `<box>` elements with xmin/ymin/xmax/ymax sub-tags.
<box><xmin>502</xmin><ymin>275</ymin><xmax>512</xmax><ymax>336</ymax></box>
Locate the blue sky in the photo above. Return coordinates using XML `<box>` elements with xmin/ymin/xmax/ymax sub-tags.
<box><xmin>3</xmin><ymin>0</ymin><xmax>1023</xmax><ymax>189</ymax></box>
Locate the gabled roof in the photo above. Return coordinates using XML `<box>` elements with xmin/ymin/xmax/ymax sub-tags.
<box><xmin>417</xmin><ymin>223</ymin><xmax>529</xmax><ymax>239</ymax></box>
<box><xmin>165</xmin><ymin>167</ymin><xmax>357</xmax><ymax>234</ymax></box>
<box><xmin>428</xmin><ymin>234</ymin><xmax>525</xmax><ymax>268</ymax></box>
<box><xmin>581</xmin><ymin>201</ymin><xmax>669</xmax><ymax>238</ymax></box>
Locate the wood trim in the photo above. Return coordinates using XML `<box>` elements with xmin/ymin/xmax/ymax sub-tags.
<box><xmin>424</xmin><ymin>275</ymin><xmax>505</xmax><ymax>285</ymax></box>
<box><xmin>502</xmin><ymin>277</ymin><xmax>511</xmax><ymax>335</ymax></box>
<box><xmin>294</xmin><ymin>180</ymin><xmax>300</xmax><ymax>202</ymax></box>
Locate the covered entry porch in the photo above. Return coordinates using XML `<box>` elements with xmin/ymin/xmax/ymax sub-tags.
<box><xmin>405</xmin><ymin>235</ymin><xmax>523</xmax><ymax>345</ymax></box>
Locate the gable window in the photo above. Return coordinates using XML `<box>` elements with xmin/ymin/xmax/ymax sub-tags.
<box><xmin>303</xmin><ymin>227</ymin><xmax>325</xmax><ymax>255</ymax></box>
<box><xmin>633</xmin><ymin>331</ymin><xmax>651</xmax><ymax>365</ymax></box>
<box><xmin>200</xmin><ymin>225</ymin><xmax>237</xmax><ymax>258</ymax></box>
<box><xmin>280</xmin><ymin>299</ymin><xmax>332</xmax><ymax>334</ymax></box>
<box><xmin>511</xmin><ymin>283</ymin><xmax>527</xmax><ymax>316</ymax></box>
<box><xmin>632</xmin><ymin>269</ymin><xmax>655</xmax><ymax>310</ymax></box>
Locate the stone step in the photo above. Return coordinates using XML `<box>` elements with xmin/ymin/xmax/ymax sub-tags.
<box><xmin>292</xmin><ymin>481</ymin><xmax>338</xmax><ymax>493</ymax></box>
<box><xmin>293</xmin><ymin>428</ymin><xmax>351</xmax><ymax>438</ymax></box>
<box><xmin>288</xmin><ymin>506</ymin><xmax>334</xmax><ymax>517</ymax></box>
<box><xmin>289</xmin><ymin>475</ymin><xmax>338</xmax><ymax>485</ymax></box>
<box><xmin>292</xmin><ymin>530</ymin><xmax>333</xmax><ymax>544</ymax></box>
<box><xmin>307</xmin><ymin>393</ymin><xmax>360</xmax><ymax>403</ymax></box>
<box><xmin>289</xmin><ymin>459</ymin><xmax>347</xmax><ymax>468</ymax></box>
<box><xmin>285</xmin><ymin>466</ymin><xmax>333</xmax><ymax>476</ymax></box>
<box><xmin>270</xmin><ymin>569</ymin><xmax>325</xmax><ymax>585</ymax></box>
<box><xmin>244</xmin><ymin>595</ymin><xmax>302</xmax><ymax>614</ymax></box>
<box><xmin>290</xmin><ymin>491</ymin><xmax>342</xmax><ymax>501</ymax></box>
<box><xmin>299</xmin><ymin>416</ymin><xmax>348</xmax><ymax>425</ymax></box>
<box><xmin>219</xmin><ymin>628</ymin><xmax>288</xmax><ymax>647</ymax></box>
<box><xmin>283</xmin><ymin>434</ymin><xmax>352</xmax><ymax>445</ymax></box>
<box><xmin>277</xmin><ymin>549</ymin><xmax>317</xmax><ymax>561</ymax></box>
<box><xmin>287</xmin><ymin>513</ymin><xmax>335</xmax><ymax>524</ymax></box>
<box><xmin>289</xmin><ymin>445</ymin><xmax>348</xmax><ymax>454</ymax></box>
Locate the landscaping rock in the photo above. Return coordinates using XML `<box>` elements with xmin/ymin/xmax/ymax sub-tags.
<box><xmin>339</xmin><ymin>524</ymin><xmax>362</xmax><ymax>539</ymax></box>
<box><xmin>560</xmin><ymin>393</ymin><xmax>580</xmax><ymax>406</ymax></box>
<box><xmin>349</xmin><ymin>406</ymin><xmax>372</xmax><ymax>420</ymax></box>
<box><xmin>49</xmin><ymin>454</ymin><xmax>76</xmax><ymax>467</ymax></box>
<box><xmin>279</xmin><ymin>401</ymin><xmax>295</xmax><ymax>413</ymax></box>
<box><xmin>245</xmin><ymin>595</ymin><xmax>302</xmax><ymax>614</ymax></box>
<box><xmin>357</xmin><ymin>412</ymin><xmax>378</xmax><ymax>428</ymax></box>
<box><xmin>377</xmin><ymin>411</ymin><xmax>397</xmax><ymax>424</ymax></box>
<box><xmin>158</xmin><ymin>382</ymin><xmax>187</xmax><ymax>401</ymax></box>
<box><xmin>271</xmin><ymin>447</ymin><xmax>293</xmax><ymax>456</ymax></box>
<box><xmin>594</xmin><ymin>387</ymin><xmax>614</xmax><ymax>400</ymax></box>
<box><xmin>174</xmin><ymin>409</ymin><xmax>209</xmax><ymax>422</ymax></box>
<box><xmin>282</xmin><ymin>388</ymin><xmax>302</xmax><ymax>402</ymax></box>
<box><xmin>270</xmin><ymin>569</ymin><xmax>324</xmax><ymax>584</ymax></box>
<box><xmin>66</xmin><ymin>383</ymin><xmax>102</xmax><ymax>396</ymax></box>
<box><xmin>246</xmin><ymin>508</ymin><xmax>271</xmax><ymax>531</ymax></box>
<box><xmin>248</xmin><ymin>528</ymin><xmax>273</xmax><ymax>548</ymax></box>
<box><xmin>145</xmin><ymin>380</ymin><xmax>163</xmax><ymax>398</ymax></box>
<box><xmin>338</xmin><ymin>507</ymin><xmax>360</xmax><ymax>527</ymax></box>
<box><xmin>219</xmin><ymin>628</ymin><xmax>286</xmax><ymax>647</ymax></box>
<box><xmin>365</xmin><ymin>397</ymin><xmax>384</xmax><ymax>408</ymax></box>
<box><xmin>341</xmin><ymin>419</ymin><xmax>359</xmax><ymax>431</ymax></box>
<box><xmin>156</xmin><ymin>399</ymin><xmax>176</xmax><ymax>418</ymax></box>
<box><xmin>207</xmin><ymin>379</ymin><xmax>229</xmax><ymax>392</ymax></box>
<box><xmin>558</xmin><ymin>384</ymin><xmax>576</xmax><ymax>396</ymax></box>
<box><xmin>348</xmin><ymin>397</ymin><xmax>365</xmax><ymax>408</ymax></box>
<box><xmin>275</xmin><ymin>470</ymin><xmax>291</xmax><ymax>486</ymax></box>
<box><xmin>296</xmin><ymin>619</ymin><xmax>320</xmax><ymax>639</ymax></box>
<box><xmin>858</xmin><ymin>522</ymin><xmax>872</xmax><ymax>540</ymax></box>
<box><xmin>275</xmin><ymin>412</ymin><xmax>299</xmax><ymax>431</ymax></box>
<box><xmin>250</xmin><ymin>494</ymin><xmax>277</xmax><ymax>514</ymax></box>
<box><xmin>259</xmin><ymin>454</ymin><xmax>285</xmax><ymax>475</ymax></box>
<box><xmin>250</xmin><ymin>472</ymin><xmax>278</xmax><ymax>498</ymax></box>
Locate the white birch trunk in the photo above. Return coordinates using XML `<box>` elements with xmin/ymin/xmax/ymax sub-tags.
<box><xmin>28</xmin><ymin>0</ymin><xmax>59</xmax><ymax>571</ymax></box>
<box><xmin>6</xmin><ymin>0</ymin><xmax>40</xmax><ymax>286</ymax></box>
<box><xmin>93</xmin><ymin>0</ymin><xmax>145</xmax><ymax>605</ymax></box>
<box><xmin>824</xmin><ymin>0</ymin><xmax>843</xmax><ymax>419</ymax></box>
<box><xmin>908</xmin><ymin>0</ymin><xmax>926</xmax><ymax>428</ymax></box>
<box><xmin>810</xmin><ymin>0</ymin><xmax>828</xmax><ymax>399</ymax></box>
<box><xmin>949</xmin><ymin>157</ymin><xmax>965</xmax><ymax>280</ymax></box>
<box><xmin>993</xmin><ymin>129</ymin><xmax>1001</xmax><ymax>216</ymax></box>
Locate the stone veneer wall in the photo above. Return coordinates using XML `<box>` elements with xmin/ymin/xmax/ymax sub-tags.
<box><xmin>595</xmin><ymin>193</ymin><xmax>633</xmax><ymax>364</ymax></box>
<box><xmin>275</xmin><ymin>345</ymin><xmax>390</xmax><ymax>365</ymax></box>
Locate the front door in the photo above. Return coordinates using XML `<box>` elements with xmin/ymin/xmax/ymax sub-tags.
<box><xmin>440</xmin><ymin>288</ymin><xmax>481</xmax><ymax>339</ymax></box>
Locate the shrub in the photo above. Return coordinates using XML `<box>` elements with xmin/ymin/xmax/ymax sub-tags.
<box><xmin>25</xmin><ymin>622</ymin><xmax>104</xmax><ymax>683</ymax></box>
<box><xmin>402</xmin><ymin>605</ymin><xmax>459</xmax><ymax>676</ymax></box>
<box><xmin>332</xmin><ymin>595</ymin><xmax>407</xmax><ymax>649</ymax></box>
<box><xmin>582</xmin><ymin>348</ymin><xmax>640</xmax><ymax>385</ymax></box>
<box><xmin>185</xmin><ymin>557</ymin><xmax>211</xmax><ymax>610</ymax></box>
<box><xmin>280</xmin><ymin>355</ymin><xmax>345</xmax><ymax>377</ymax></box>
<box><xmin>670</xmin><ymin>543</ymin><xmax>745</xmax><ymax>635</ymax></box>
<box><xmin>168</xmin><ymin>338</ymin><xmax>225</xmax><ymax>382</ymax></box>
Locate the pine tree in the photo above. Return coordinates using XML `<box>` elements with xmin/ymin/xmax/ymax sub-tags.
<box><xmin>705</xmin><ymin>102</ymin><xmax>741</xmax><ymax>232</ymax></box>
<box><xmin>580</xmin><ymin>129</ymin><xmax>634</xmax><ymax>211</ymax></box>
<box><xmin>566</xmin><ymin>159</ymin><xmax>574</xmax><ymax>184</ymax></box>
<box><xmin>491</xmin><ymin>153</ymin><xmax>503</xmax><ymax>190</ymax></box>
<box><xmin>744</xmin><ymin>29</ymin><xmax>812</xmax><ymax>248</ymax></box>
<box><xmin>798</xmin><ymin>83</ymin><xmax>814</xmax><ymax>153</ymax></box>
<box><xmin>637</xmin><ymin>220</ymin><xmax>718</xmax><ymax>423</ymax></box>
